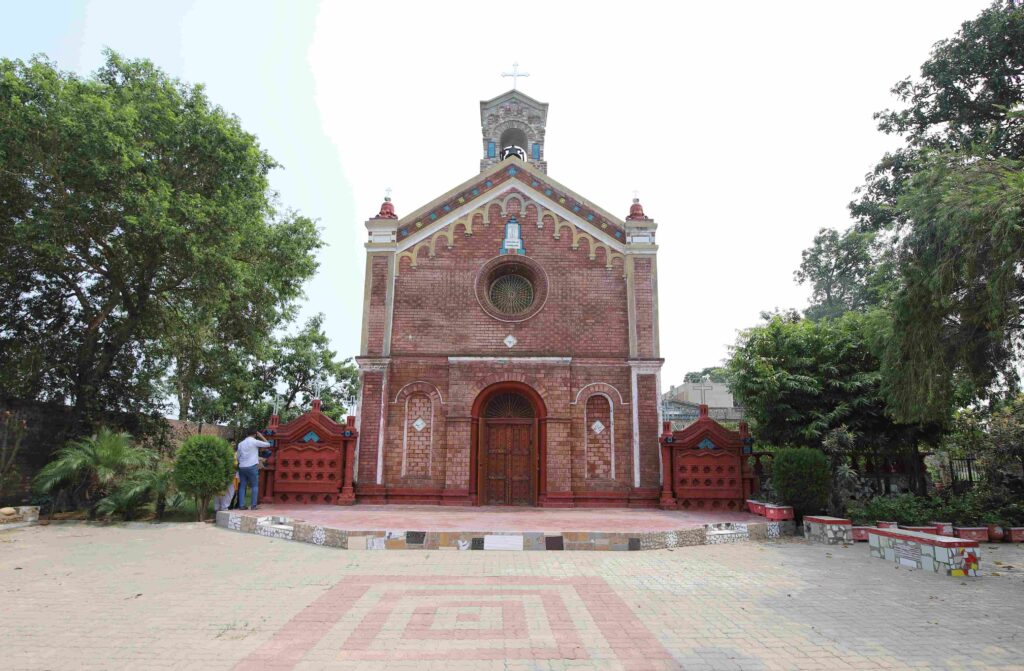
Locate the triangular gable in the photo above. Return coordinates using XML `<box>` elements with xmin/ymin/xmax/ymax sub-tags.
<box><xmin>670</xmin><ymin>412</ymin><xmax>743</xmax><ymax>451</ymax></box>
<box><xmin>479</xmin><ymin>89</ymin><xmax>549</xmax><ymax>124</ymax></box>
<box><xmin>273</xmin><ymin>407</ymin><xmax>344</xmax><ymax>444</ymax></box>
<box><xmin>391</xmin><ymin>157</ymin><xmax>628</xmax><ymax>252</ymax></box>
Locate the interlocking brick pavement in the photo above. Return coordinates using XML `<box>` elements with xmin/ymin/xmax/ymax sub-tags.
<box><xmin>1</xmin><ymin>523</ymin><xmax>1022</xmax><ymax>670</ymax></box>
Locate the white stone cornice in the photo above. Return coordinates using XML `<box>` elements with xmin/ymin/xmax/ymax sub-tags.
<box><xmin>447</xmin><ymin>356</ymin><xmax>572</xmax><ymax>365</ymax></box>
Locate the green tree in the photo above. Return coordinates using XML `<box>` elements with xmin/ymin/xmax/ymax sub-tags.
<box><xmin>183</xmin><ymin>314</ymin><xmax>359</xmax><ymax>431</ymax></box>
<box><xmin>33</xmin><ymin>428</ymin><xmax>151</xmax><ymax>518</ymax></box>
<box><xmin>0</xmin><ymin>51</ymin><xmax>321</xmax><ymax>430</ymax></box>
<box><xmin>988</xmin><ymin>394</ymin><xmax>1024</xmax><ymax>474</ymax></box>
<box><xmin>682</xmin><ymin>367</ymin><xmax>729</xmax><ymax>383</ymax></box>
<box><xmin>794</xmin><ymin>228</ymin><xmax>891</xmax><ymax>320</ymax></box>
<box><xmin>172</xmin><ymin>435</ymin><xmax>234</xmax><ymax>521</ymax></box>
<box><xmin>851</xmin><ymin>1</ymin><xmax>1024</xmax><ymax>234</ymax></box>
<box><xmin>885</xmin><ymin>151</ymin><xmax>1024</xmax><ymax>422</ymax></box>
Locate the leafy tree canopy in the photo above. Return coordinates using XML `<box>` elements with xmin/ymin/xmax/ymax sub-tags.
<box><xmin>682</xmin><ymin>367</ymin><xmax>729</xmax><ymax>384</ymax></box>
<box><xmin>187</xmin><ymin>314</ymin><xmax>359</xmax><ymax>432</ymax></box>
<box><xmin>0</xmin><ymin>51</ymin><xmax>321</xmax><ymax>431</ymax></box>
<box><xmin>727</xmin><ymin>312</ymin><xmax>936</xmax><ymax>452</ymax></box>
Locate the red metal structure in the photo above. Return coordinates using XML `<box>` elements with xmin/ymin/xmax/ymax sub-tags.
<box><xmin>658</xmin><ymin>404</ymin><xmax>757</xmax><ymax>511</ymax></box>
<box><xmin>258</xmin><ymin>399</ymin><xmax>358</xmax><ymax>505</ymax></box>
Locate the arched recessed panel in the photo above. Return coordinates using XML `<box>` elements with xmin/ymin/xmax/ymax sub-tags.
<box><xmin>585</xmin><ymin>394</ymin><xmax>613</xmax><ymax>479</ymax></box>
<box><xmin>402</xmin><ymin>393</ymin><xmax>433</xmax><ymax>477</ymax></box>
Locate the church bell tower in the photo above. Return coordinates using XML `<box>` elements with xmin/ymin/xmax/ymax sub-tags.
<box><xmin>479</xmin><ymin>90</ymin><xmax>549</xmax><ymax>174</ymax></box>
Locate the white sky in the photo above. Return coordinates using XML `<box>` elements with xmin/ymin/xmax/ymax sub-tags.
<box><xmin>4</xmin><ymin>0</ymin><xmax>993</xmax><ymax>386</ymax></box>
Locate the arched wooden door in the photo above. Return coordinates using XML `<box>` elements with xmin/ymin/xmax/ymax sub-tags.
<box><xmin>480</xmin><ymin>392</ymin><xmax>537</xmax><ymax>506</ymax></box>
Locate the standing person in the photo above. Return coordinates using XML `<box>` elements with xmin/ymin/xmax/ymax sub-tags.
<box><xmin>237</xmin><ymin>430</ymin><xmax>272</xmax><ymax>510</ymax></box>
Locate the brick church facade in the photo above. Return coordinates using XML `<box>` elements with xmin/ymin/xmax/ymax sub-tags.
<box><xmin>354</xmin><ymin>89</ymin><xmax>663</xmax><ymax>507</ymax></box>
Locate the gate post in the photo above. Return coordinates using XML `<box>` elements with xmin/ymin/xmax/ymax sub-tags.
<box><xmin>339</xmin><ymin>416</ymin><xmax>358</xmax><ymax>505</ymax></box>
<box><xmin>659</xmin><ymin>421</ymin><xmax>677</xmax><ymax>509</ymax></box>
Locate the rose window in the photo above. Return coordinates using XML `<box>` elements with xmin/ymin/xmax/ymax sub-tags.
<box><xmin>488</xmin><ymin>274</ymin><xmax>534</xmax><ymax>315</ymax></box>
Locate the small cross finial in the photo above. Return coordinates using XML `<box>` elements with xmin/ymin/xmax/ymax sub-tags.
<box><xmin>501</xmin><ymin>61</ymin><xmax>530</xmax><ymax>90</ymax></box>
<box><xmin>385</xmin><ymin>186</ymin><xmax>392</xmax><ymax>200</ymax></box>
<box><xmin>632</xmin><ymin>189</ymin><xmax>639</xmax><ymax>201</ymax></box>
<box><xmin>697</xmin><ymin>374</ymin><xmax>713</xmax><ymax>406</ymax></box>
<box><xmin>312</xmin><ymin>380</ymin><xmax>324</xmax><ymax>400</ymax></box>
<box><xmin>272</xmin><ymin>394</ymin><xmax>282</xmax><ymax>416</ymax></box>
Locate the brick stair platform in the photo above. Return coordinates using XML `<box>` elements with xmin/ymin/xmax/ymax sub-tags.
<box><xmin>216</xmin><ymin>504</ymin><xmax>795</xmax><ymax>551</ymax></box>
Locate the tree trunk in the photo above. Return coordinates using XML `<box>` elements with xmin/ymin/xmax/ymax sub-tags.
<box><xmin>154</xmin><ymin>494</ymin><xmax>166</xmax><ymax>522</ymax></box>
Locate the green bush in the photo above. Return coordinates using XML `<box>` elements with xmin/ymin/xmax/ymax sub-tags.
<box><xmin>771</xmin><ymin>447</ymin><xmax>829</xmax><ymax>516</ymax></box>
<box><xmin>847</xmin><ymin>494</ymin><xmax>935</xmax><ymax>525</ymax></box>
<box><xmin>846</xmin><ymin>491</ymin><xmax>1003</xmax><ymax>526</ymax></box>
<box><xmin>172</xmin><ymin>435</ymin><xmax>234</xmax><ymax>521</ymax></box>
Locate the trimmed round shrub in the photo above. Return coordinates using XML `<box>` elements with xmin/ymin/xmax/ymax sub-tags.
<box><xmin>173</xmin><ymin>435</ymin><xmax>234</xmax><ymax>521</ymax></box>
<box><xmin>772</xmin><ymin>447</ymin><xmax>829</xmax><ymax>517</ymax></box>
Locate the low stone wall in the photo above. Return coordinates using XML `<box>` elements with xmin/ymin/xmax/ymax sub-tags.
<box><xmin>0</xmin><ymin>506</ymin><xmax>40</xmax><ymax>531</ymax></box>
<box><xmin>868</xmin><ymin>528</ymin><xmax>981</xmax><ymax>577</ymax></box>
<box><xmin>216</xmin><ymin>511</ymin><xmax>795</xmax><ymax>552</ymax></box>
<box><xmin>803</xmin><ymin>516</ymin><xmax>853</xmax><ymax>544</ymax></box>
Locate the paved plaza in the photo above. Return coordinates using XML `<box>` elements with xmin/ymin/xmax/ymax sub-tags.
<box><xmin>2</xmin><ymin>523</ymin><xmax>1023</xmax><ymax>670</ymax></box>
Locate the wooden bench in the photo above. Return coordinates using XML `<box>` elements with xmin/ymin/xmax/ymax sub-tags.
<box><xmin>868</xmin><ymin>527</ymin><xmax>980</xmax><ymax>577</ymax></box>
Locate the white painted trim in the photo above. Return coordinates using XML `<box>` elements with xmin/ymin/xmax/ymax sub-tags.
<box><xmin>583</xmin><ymin>393</ymin><xmax>615</xmax><ymax>481</ymax></box>
<box><xmin>572</xmin><ymin>382</ymin><xmax>627</xmax><ymax>405</ymax></box>
<box><xmin>448</xmin><ymin>356</ymin><xmax>571</xmax><ymax>364</ymax></box>
<box><xmin>391</xmin><ymin>380</ymin><xmax>445</xmax><ymax>405</ymax></box>
<box><xmin>631</xmin><ymin>367</ymin><xmax>640</xmax><ymax>487</ymax></box>
<box><xmin>395</xmin><ymin>181</ymin><xmax>626</xmax><ymax>255</ymax></box>
<box><xmin>352</xmin><ymin>377</ymin><xmax>364</xmax><ymax>482</ymax></box>
<box><xmin>375</xmin><ymin>376</ymin><xmax>388</xmax><ymax>485</ymax></box>
<box><xmin>656</xmin><ymin>369</ymin><xmax>664</xmax><ymax>483</ymax></box>
<box><xmin>628</xmin><ymin>360</ymin><xmax>663</xmax><ymax>374</ymax></box>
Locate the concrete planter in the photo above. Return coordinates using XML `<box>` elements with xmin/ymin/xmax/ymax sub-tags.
<box><xmin>803</xmin><ymin>516</ymin><xmax>853</xmax><ymax>544</ymax></box>
<box><xmin>852</xmin><ymin>526</ymin><xmax>873</xmax><ymax>542</ymax></box>
<box><xmin>764</xmin><ymin>505</ymin><xmax>794</xmax><ymax>521</ymax></box>
<box><xmin>930</xmin><ymin>521</ymin><xmax>954</xmax><ymax>536</ymax></box>
<box><xmin>1008</xmin><ymin>527</ymin><xmax>1024</xmax><ymax>543</ymax></box>
<box><xmin>900</xmin><ymin>525</ymin><xmax>940</xmax><ymax>534</ymax></box>
<box><xmin>954</xmin><ymin>526</ymin><xmax>989</xmax><ymax>542</ymax></box>
<box><xmin>746</xmin><ymin>500</ymin><xmax>766</xmax><ymax>516</ymax></box>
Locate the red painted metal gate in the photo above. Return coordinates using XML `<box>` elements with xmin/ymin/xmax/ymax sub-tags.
<box><xmin>658</xmin><ymin>405</ymin><xmax>757</xmax><ymax>511</ymax></box>
<box><xmin>258</xmin><ymin>399</ymin><xmax>357</xmax><ymax>506</ymax></box>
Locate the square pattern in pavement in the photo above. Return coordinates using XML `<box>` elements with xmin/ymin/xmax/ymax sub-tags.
<box><xmin>1</xmin><ymin>523</ymin><xmax>1023</xmax><ymax>670</ymax></box>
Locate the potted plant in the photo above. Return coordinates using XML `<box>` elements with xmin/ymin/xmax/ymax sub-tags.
<box><xmin>982</xmin><ymin>513</ymin><xmax>1006</xmax><ymax>543</ymax></box>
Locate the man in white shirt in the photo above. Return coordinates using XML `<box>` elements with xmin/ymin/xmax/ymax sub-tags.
<box><xmin>237</xmin><ymin>431</ymin><xmax>272</xmax><ymax>510</ymax></box>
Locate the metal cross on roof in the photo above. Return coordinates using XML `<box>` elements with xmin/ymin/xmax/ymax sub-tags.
<box><xmin>385</xmin><ymin>186</ymin><xmax>392</xmax><ymax>199</ymax></box>
<box><xmin>696</xmin><ymin>374</ymin><xmax>714</xmax><ymax>405</ymax></box>
<box><xmin>312</xmin><ymin>380</ymin><xmax>324</xmax><ymax>400</ymax></box>
<box><xmin>501</xmin><ymin>62</ymin><xmax>530</xmax><ymax>90</ymax></box>
<box><xmin>272</xmin><ymin>394</ymin><xmax>282</xmax><ymax>416</ymax></box>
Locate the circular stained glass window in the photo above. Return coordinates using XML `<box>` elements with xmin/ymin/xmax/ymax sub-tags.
<box><xmin>488</xmin><ymin>274</ymin><xmax>534</xmax><ymax>315</ymax></box>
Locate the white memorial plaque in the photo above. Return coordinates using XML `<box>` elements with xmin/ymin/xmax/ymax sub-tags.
<box><xmin>483</xmin><ymin>534</ymin><xmax>524</xmax><ymax>551</ymax></box>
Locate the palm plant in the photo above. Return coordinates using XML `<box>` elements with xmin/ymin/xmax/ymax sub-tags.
<box><xmin>34</xmin><ymin>428</ymin><xmax>152</xmax><ymax>519</ymax></box>
<box><xmin>95</xmin><ymin>486</ymin><xmax>149</xmax><ymax>521</ymax></box>
<box><xmin>120</xmin><ymin>458</ymin><xmax>176</xmax><ymax>521</ymax></box>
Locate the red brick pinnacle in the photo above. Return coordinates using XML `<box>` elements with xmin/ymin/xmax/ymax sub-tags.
<box><xmin>376</xmin><ymin>196</ymin><xmax>397</xmax><ymax>219</ymax></box>
<box><xmin>626</xmin><ymin>197</ymin><xmax>649</xmax><ymax>221</ymax></box>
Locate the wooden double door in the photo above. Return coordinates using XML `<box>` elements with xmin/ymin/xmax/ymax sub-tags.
<box><xmin>481</xmin><ymin>418</ymin><xmax>536</xmax><ymax>506</ymax></box>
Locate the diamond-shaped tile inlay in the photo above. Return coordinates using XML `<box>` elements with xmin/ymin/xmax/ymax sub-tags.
<box><xmin>504</xmin><ymin>334</ymin><xmax>517</xmax><ymax>348</ymax></box>
<box><xmin>412</xmin><ymin>418</ymin><xmax>426</xmax><ymax>432</ymax></box>
<box><xmin>591</xmin><ymin>420</ymin><xmax>606</xmax><ymax>435</ymax></box>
